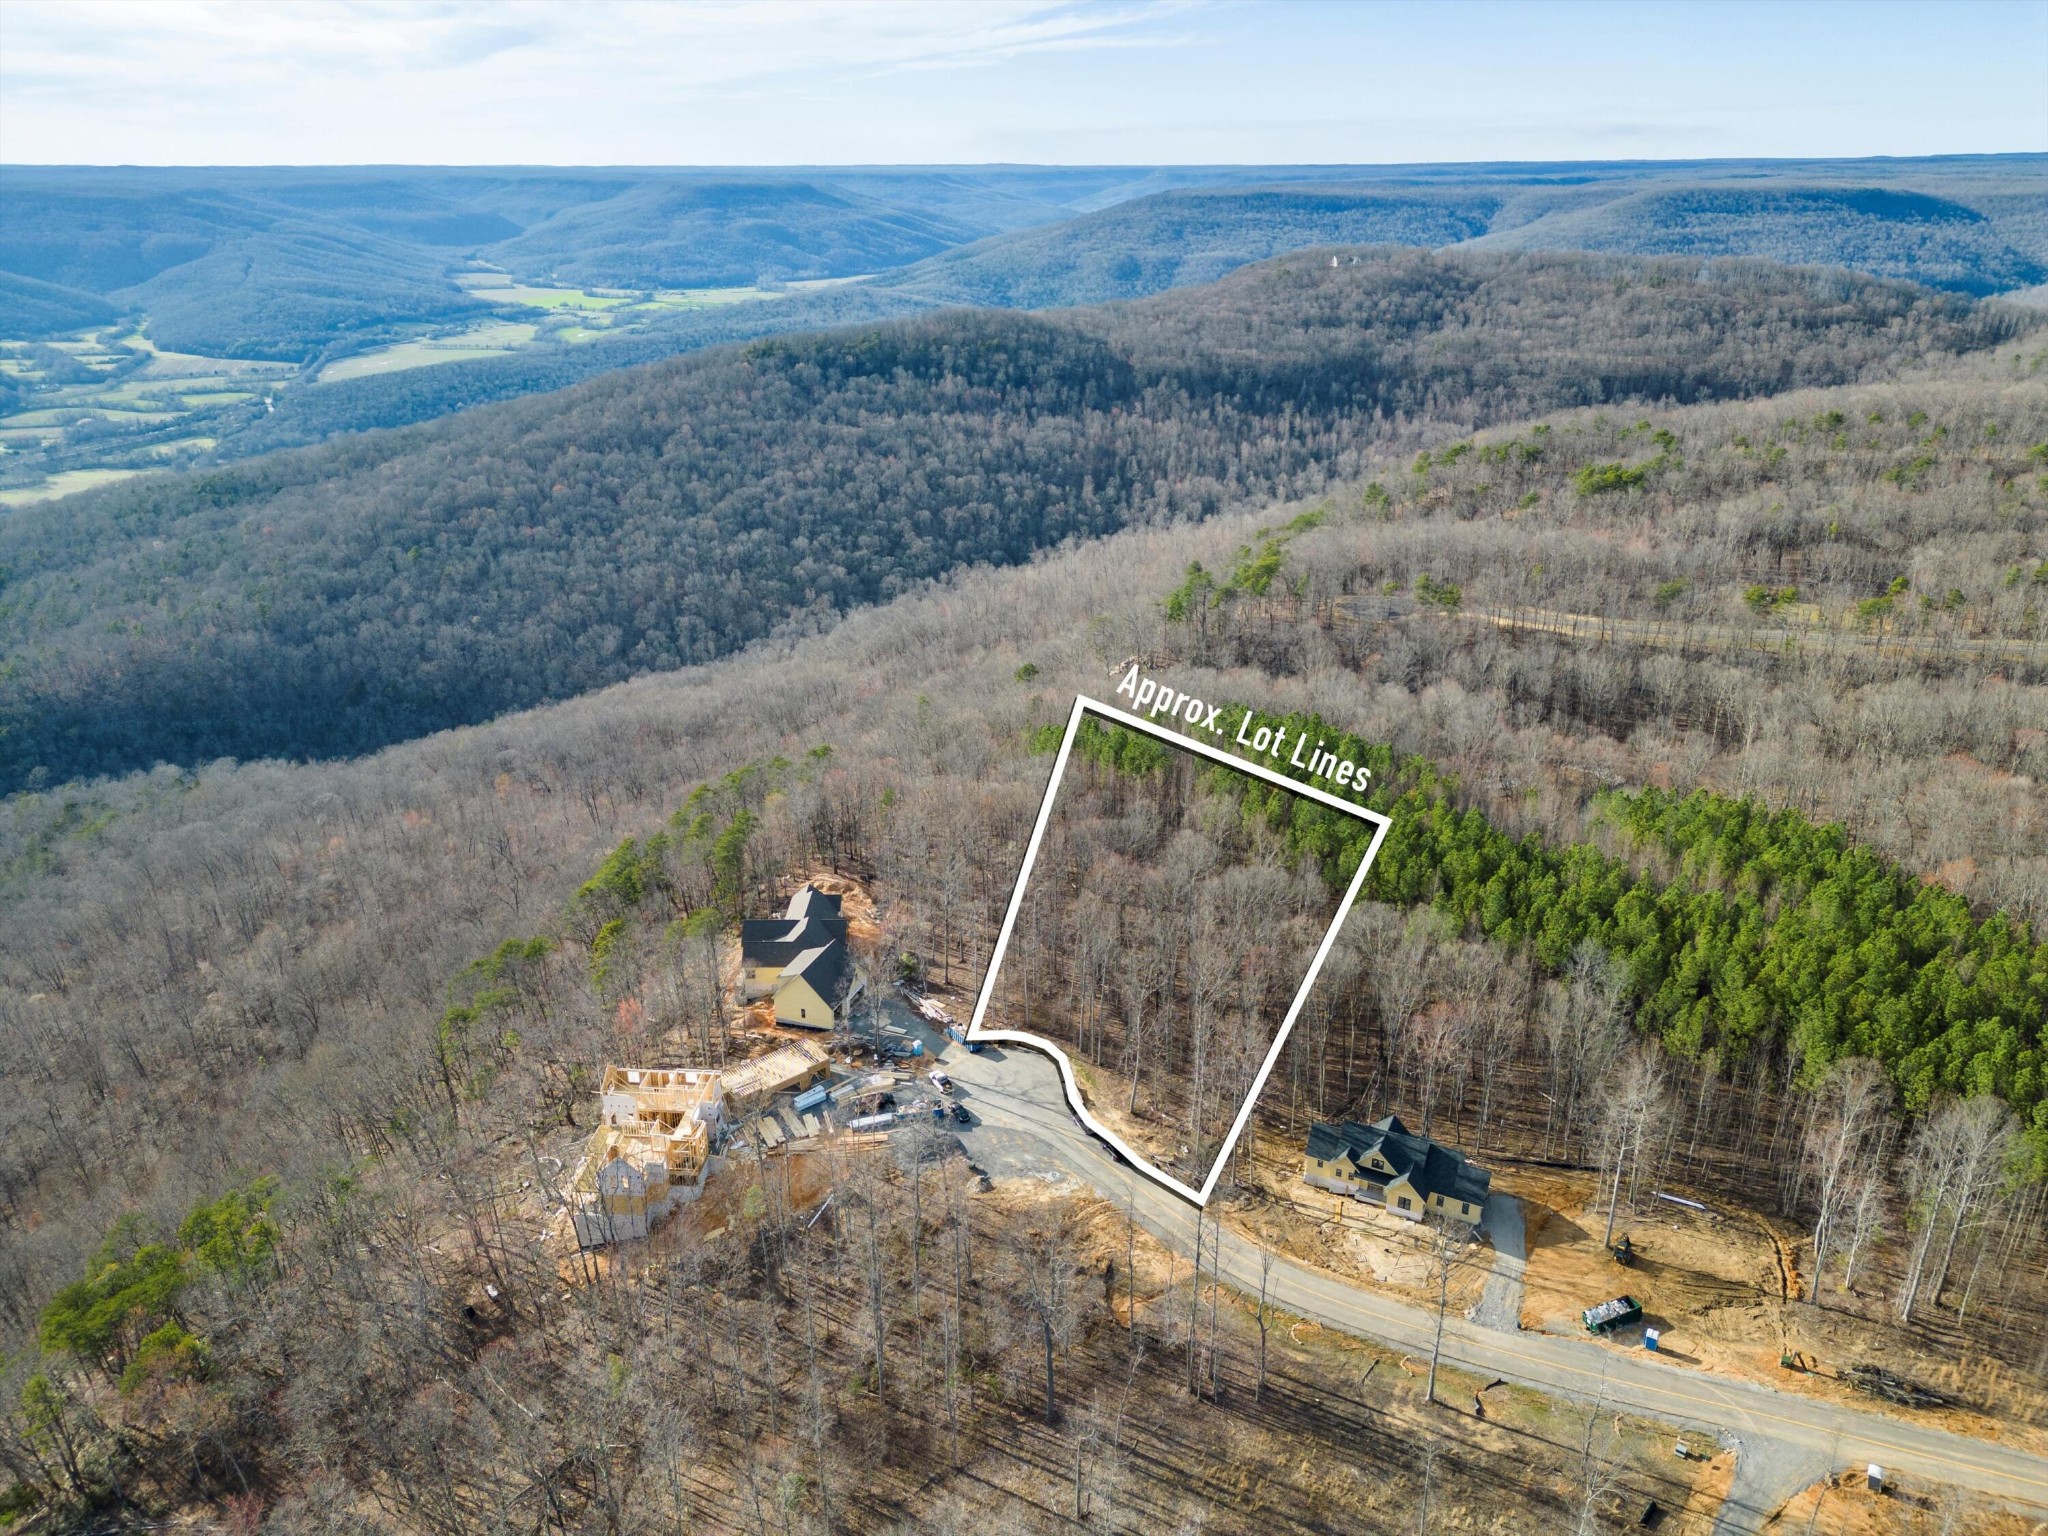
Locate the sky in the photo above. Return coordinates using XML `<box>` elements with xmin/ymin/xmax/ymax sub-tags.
<box><xmin>2</xmin><ymin>0</ymin><xmax>2043</xmax><ymax>167</ymax></box>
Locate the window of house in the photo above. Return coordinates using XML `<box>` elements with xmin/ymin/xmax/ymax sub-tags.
<box><xmin>1397</xmin><ymin>1196</ymin><xmax>1412</xmax><ymax>1210</ymax></box>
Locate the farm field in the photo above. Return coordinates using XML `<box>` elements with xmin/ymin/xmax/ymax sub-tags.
<box><xmin>317</xmin><ymin>320</ymin><xmax>539</xmax><ymax>382</ymax></box>
<box><xmin>0</xmin><ymin>271</ymin><xmax>828</xmax><ymax>504</ymax></box>
<box><xmin>0</xmin><ymin>329</ymin><xmax>292</xmax><ymax>505</ymax></box>
<box><xmin>0</xmin><ymin>467</ymin><xmax>142</xmax><ymax>506</ymax></box>
<box><xmin>453</xmin><ymin>271</ymin><xmax>630</xmax><ymax>309</ymax></box>
<box><xmin>456</xmin><ymin>265</ymin><xmax>818</xmax><ymax>316</ymax></box>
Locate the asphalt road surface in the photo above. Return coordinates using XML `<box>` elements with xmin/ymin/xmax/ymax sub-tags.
<box><xmin>931</xmin><ymin>1025</ymin><xmax>2048</xmax><ymax>1529</ymax></box>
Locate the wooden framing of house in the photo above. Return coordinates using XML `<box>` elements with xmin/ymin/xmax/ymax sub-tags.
<box><xmin>722</xmin><ymin>1039</ymin><xmax>831</xmax><ymax>1115</ymax></box>
<box><xmin>572</xmin><ymin>1064</ymin><xmax>727</xmax><ymax>1247</ymax></box>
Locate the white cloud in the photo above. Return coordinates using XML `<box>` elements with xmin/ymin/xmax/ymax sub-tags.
<box><xmin>0</xmin><ymin>1</ymin><xmax>1187</xmax><ymax>161</ymax></box>
<box><xmin>0</xmin><ymin>0</ymin><xmax>2038</xmax><ymax>165</ymax></box>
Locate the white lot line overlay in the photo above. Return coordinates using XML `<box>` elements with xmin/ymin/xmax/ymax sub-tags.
<box><xmin>966</xmin><ymin>695</ymin><xmax>1393</xmax><ymax>1207</ymax></box>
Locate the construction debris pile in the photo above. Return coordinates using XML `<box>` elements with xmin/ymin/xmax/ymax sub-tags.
<box><xmin>1844</xmin><ymin>1364</ymin><xmax>1949</xmax><ymax>1409</ymax></box>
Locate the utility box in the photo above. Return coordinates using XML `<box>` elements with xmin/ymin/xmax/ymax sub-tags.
<box><xmin>1866</xmin><ymin>1465</ymin><xmax>1884</xmax><ymax>1494</ymax></box>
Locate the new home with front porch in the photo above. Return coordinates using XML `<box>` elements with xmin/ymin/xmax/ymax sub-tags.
<box><xmin>1303</xmin><ymin>1114</ymin><xmax>1491</xmax><ymax>1225</ymax></box>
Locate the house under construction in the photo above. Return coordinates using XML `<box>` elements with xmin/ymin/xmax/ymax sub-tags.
<box><xmin>572</xmin><ymin>1066</ymin><xmax>726</xmax><ymax>1247</ymax></box>
<box><xmin>723</xmin><ymin>1038</ymin><xmax>831</xmax><ymax>1115</ymax></box>
<box><xmin>569</xmin><ymin>1044</ymin><xmax>833</xmax><ymax>1248</ymax></box>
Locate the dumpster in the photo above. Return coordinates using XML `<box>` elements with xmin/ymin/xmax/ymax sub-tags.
<box><xmin>1582</xmin><ymin>1295</ymin><xmax>1642</xmax><ymax>1335</ymax></box>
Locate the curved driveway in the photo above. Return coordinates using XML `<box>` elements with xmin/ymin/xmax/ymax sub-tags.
<box><xmin>939</xmin><ymin>1031</ymin><xmax>2048</xmax><ymax>1524</ymax></box>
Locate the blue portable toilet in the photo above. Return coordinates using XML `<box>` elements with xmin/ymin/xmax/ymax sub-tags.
<box><xmin>1643</xmin><ymin>1328</ymin><xmax>1661</xmax><ymax>1352</ymax></box>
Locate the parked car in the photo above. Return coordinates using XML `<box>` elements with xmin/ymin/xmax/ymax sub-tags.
<box><xmin>927</xmin><ymin>1068</ymin><xmax>953</xmax><ymax>1094</ymax></box>
<box><xmin>949</xmin><ymin>1102</ymin><xmax>973</xmax><ymax>1125</ymax></box>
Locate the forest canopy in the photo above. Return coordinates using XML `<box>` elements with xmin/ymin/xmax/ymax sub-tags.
<box><xmin>2</xmin><ymin>249</ymin><xmax>2031</xmax><ymax>792</ymax></box>
<box><xmin>1080</xmin><ymin>701</ymin><xmax>2048</xmax><ymax>1173</ymax></box>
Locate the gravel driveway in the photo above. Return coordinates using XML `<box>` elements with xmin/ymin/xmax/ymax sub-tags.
<box><xmin>1472</xmin><ymin>1191</ymin><xmax>1525</xmax><ymax>1332</ymax></box>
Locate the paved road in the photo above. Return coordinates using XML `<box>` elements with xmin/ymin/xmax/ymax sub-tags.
<box><xmin>936</xmin><ymin>1033</ymin><xmax>2048</xmax><ymax>1525</ymax></box>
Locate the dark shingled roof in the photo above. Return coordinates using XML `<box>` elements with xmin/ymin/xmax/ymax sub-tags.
<box><xmin>785</xmin><ymin>886</ymin><xmax>844</xmax><ymax>922</ymax></box>
<box><xmin>1306</xmin><ymin>1114</ymin><xmax>1491</xmax><ymax>1209</ymax></box>
<box><xmin>778</xmin><ymin>941</ymin><xmax>852</xmax><ymax>1007</ymax></box>
<box><xmin>740</xmin><ymin>916</ymin><xmax>848</xmax><ymax>968</ymax></box>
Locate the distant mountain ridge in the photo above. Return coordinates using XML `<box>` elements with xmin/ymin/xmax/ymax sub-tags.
<box><xmin>874</xmin><ymin>187</ymin><xmax>1505</xmax><ymax>308</ymax></box>
<box><xmin>1</xmin><ymin>246</ymin><xmax>2030</xmax><ymax>791</ymax></box>
<box><xmin>1466</xmin><ymin>183</ymin><xmax>2045</xmax><ymax>296</ymax></box>
<box><xmin>5</xmin><ymin>158</ymin><xmax>2042</xmax><ymax>354</ymax></box>
<box><xmin>3</xmin><ymin>158</ymin><xmax>2040</xmax><ymax>505</ymax></box>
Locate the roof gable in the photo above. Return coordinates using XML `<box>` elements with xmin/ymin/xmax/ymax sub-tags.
<box><xmin>777</xmin><ymin>939</ymin><xmax>850</xmax><ymax>1005</ymax></box>
<box><xmin>740</xmin><ymin>916</ymin><xmax>848</xmax><ymax>967</ymax></box>
<box><xmin>1306</xmin><ymin>1117</ymin><xmax>1490</xmax><ymax>1206</ymax></box>
<box><xmin>785</xmin><ymin>886</ymin><xmax>844</xmax><ymax>922</ymax></box>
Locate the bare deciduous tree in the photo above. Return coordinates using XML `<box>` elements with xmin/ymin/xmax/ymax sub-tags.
<box><xmin>1008</xmin><ymin>1206</ymin><xmax>1083</xmax><ymax>1425</ymax></box>
<box><xmin>1597</xmin><ymin>1045</ymin><xmax>1669</xmax><ymax>1252</ymax></box>
<box><xmin>1800</xmin><ymin>1057</ymin><xmax>1891</xmax><ymax>1304</ymax></box>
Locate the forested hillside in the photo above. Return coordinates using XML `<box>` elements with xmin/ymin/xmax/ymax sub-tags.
<box><xmin>3</xmin><ymin>343</ymin><xmax>2044</xmax><ymax>1528</ymax></box>
<box><xmin>9</xmin><ymin>160</ymin><xmax>2037</xmax><ymax>506</ymax></box>
<box><xmin>4</xmin><ymin>250</ymin><xmax>2030</xmax><ymax>791</ymax></box>
<box><xmin>0</xmin><ymin>184</ymin><xmax>498</xmax><ymax>358</ymax></box>
<box><xmin>876</xmin><ymin>187</ymin><xmax>1501</xmax><ymax>308</ymax></box>
<box><xmin>209</xmin><ymin>285</ymin><xmax>939</xmax><ymax>458</ymax></box>
<box><xmin>0</xmin><ymin>270</ymin><xmax>121</xmax><ymax>341</ymax></box>
<box><xmin>0</xmin><ymin>166</ymin><xmax>1102</xmax><ymax>359</ymax></box>
<box><xmin>987</xmin><ymin>728</ymin><xmax>1342</xmax><ymax>1181</ymax></box>
<box><xmin>1474</xmin><ymin>184</ymin><xmax>2046</xmax><ymax>296</ymax></box>
<box><xmin>486</xmin><ymin>179</ymin><xmax>980</xmax><ymax>288</ymax></box>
